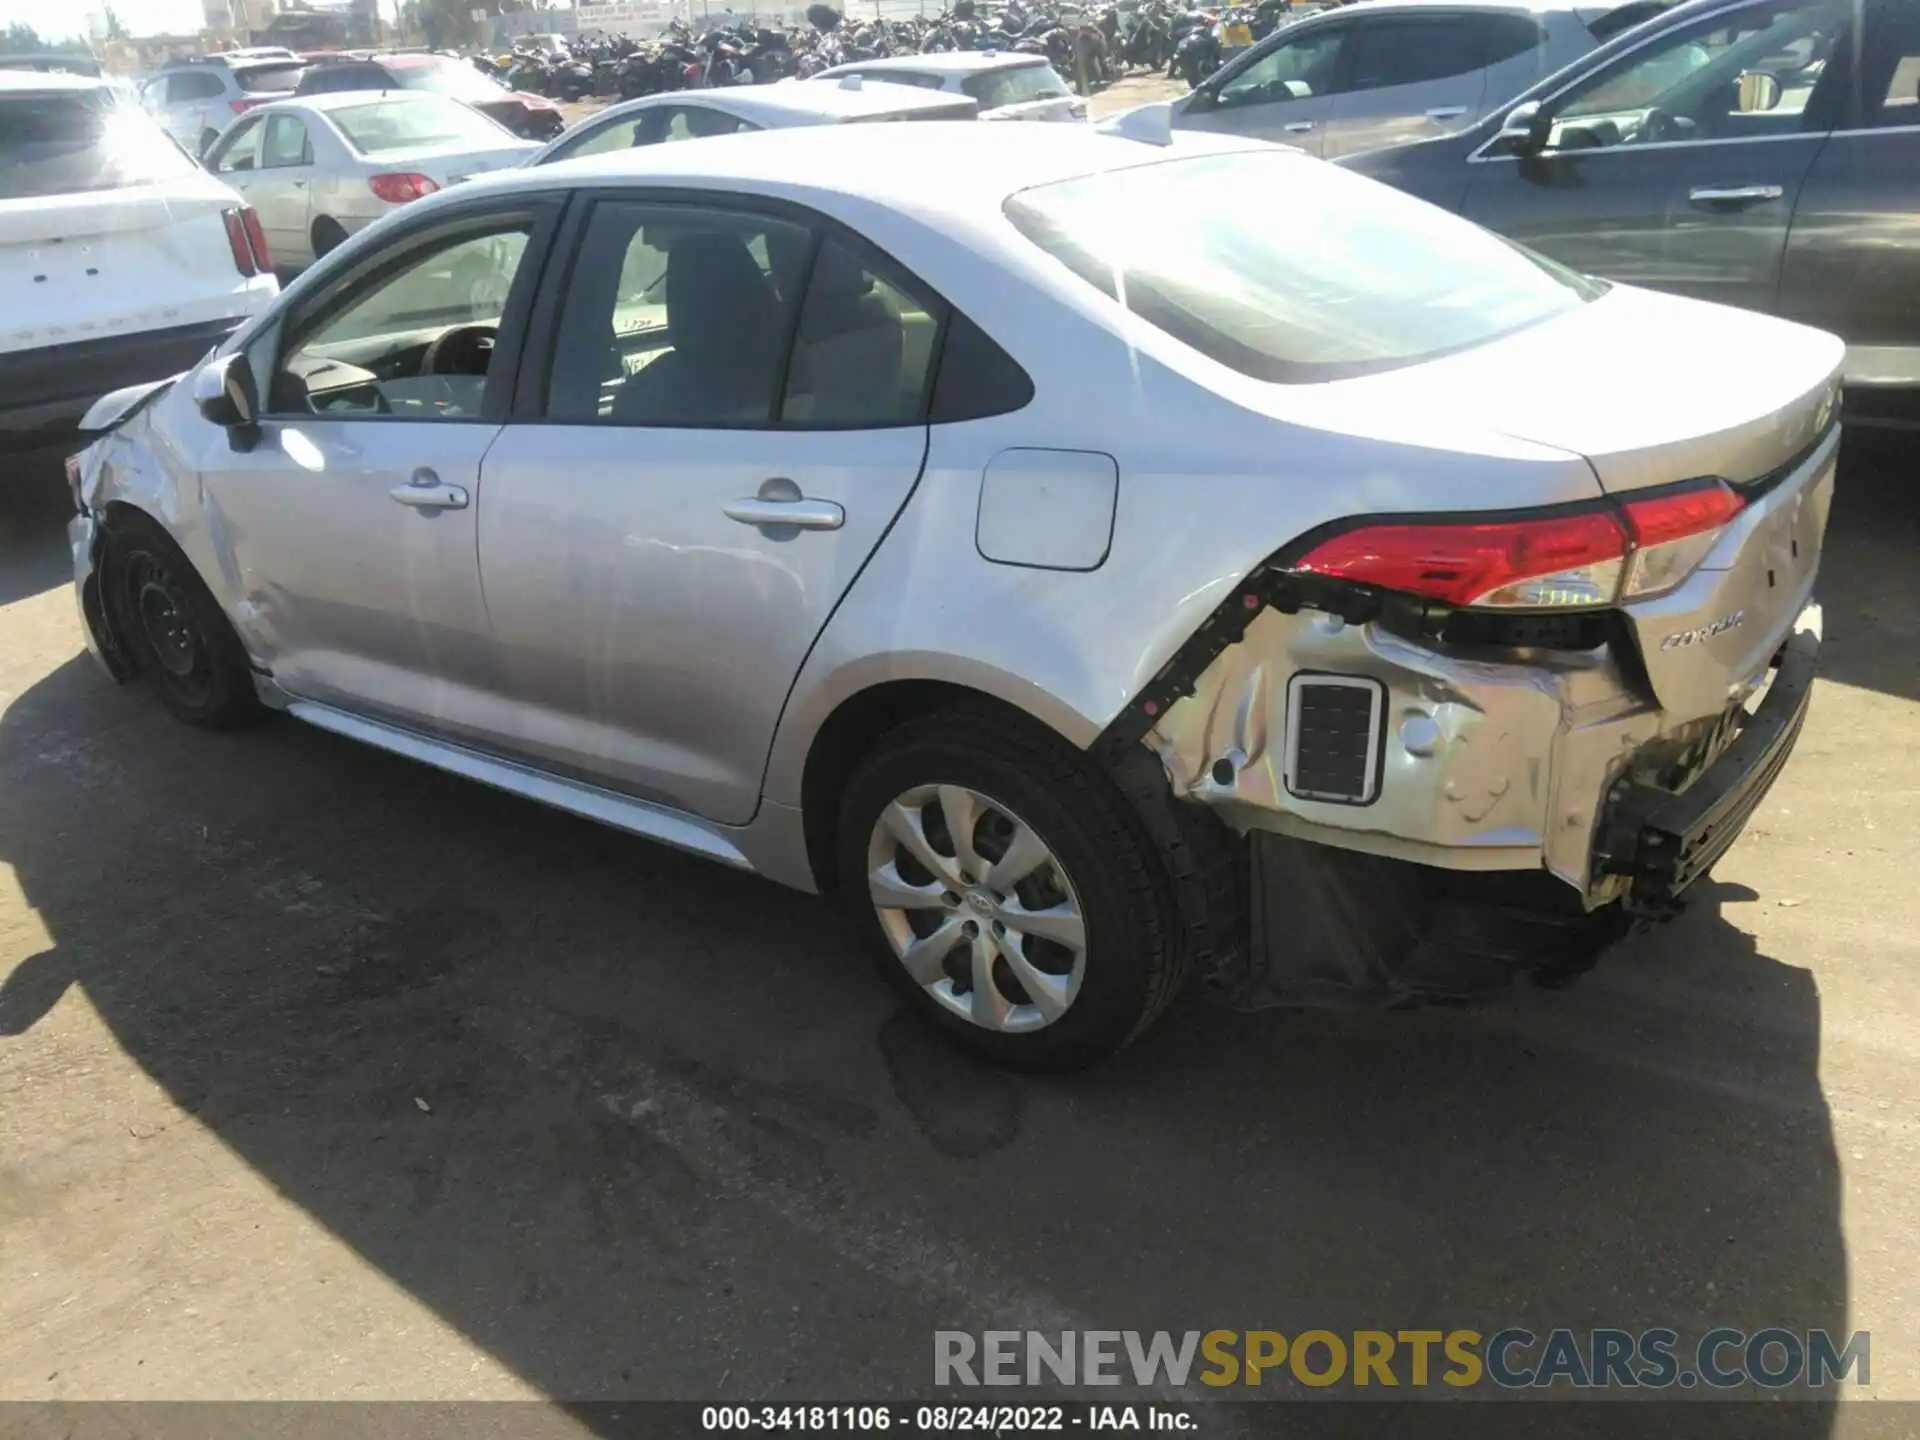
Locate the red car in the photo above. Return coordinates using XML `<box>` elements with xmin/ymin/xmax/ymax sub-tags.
<box><xmin>294</xmin><ymin>53</ymin><xmax>564</xmax><ymax>139</ymax></box>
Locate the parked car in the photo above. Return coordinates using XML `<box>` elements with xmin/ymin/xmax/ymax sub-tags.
<box><xmin>0</xmin><ymin>53</ymin><xmax>105</xmax><ymax>77</ymax></box>
<box><xmin>1341</xmin><ymin>0</ymin><xmax>1920</xmax><ymax>399</ymax></box>
<box><xmin>139</xmin><ymin>54</ymin><xmax>307</xmax><ymax>155</ymax></box>
<box><xmin>295</xmin><ymin>52</ymin><xmax>565</xmax><ymax>140</ymax></box>
<box><xmin>526</xmin><ymin>76</ymin><xmax>977</xmax><ymax>166</ymax></box>
<box><xmin>1165</xmin><ymin>0</ymin><xmax>1673</xmax><ymax>157</ymax></box>
<box><xmin>811</xmin><ymin>53</ymin><xmax>1086</xmax><ymax>121</ymax></box>
<box><xmin>0</xmin><ymin>72</ymin><xmax>275</xmax><ymax>454</ymax></box>
<box><xmin>67</xmin><ymin>123</ymin><xmax>1836</xmax><ymax>1067</ymax></box>
<box><xmin>203</xmin><ymin>92</ymin><xmax>539</xmax><ymax>269</ymax></box>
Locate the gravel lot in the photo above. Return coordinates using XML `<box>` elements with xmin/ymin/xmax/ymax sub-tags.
<box><xmin>0</xmin><ymin>109</ymin><xmax>1915</xmax><ymax>1427</ymax></box>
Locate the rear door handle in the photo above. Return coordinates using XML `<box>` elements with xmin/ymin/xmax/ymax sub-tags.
<box><xmin>724</xmin><ymin>497</ymin><xmax>845</xmax><ymax>531</ymax></box>
<box><xmin>1425</xmin><ymin>105</ymin><xmax>1469</xmax><ymax>120</ymax></box>
<box><xmin>1282</xmin><ymin>120</ymin><xmax>1315</xmax><ymax>133</ymax></box>
<box><xmin>1689</xmin><ymin>184</ymin><xmax>1785</xmax><ymax>206</ymax></box>
<box><xmin>390</xmin><ymin>467</ymin><xmax>468</xmax><ymax>510</ymax></box>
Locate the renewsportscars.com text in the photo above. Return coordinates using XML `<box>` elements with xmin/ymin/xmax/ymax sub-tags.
<box><xmin>934</xmin><ymin>1328</ymin><xmax>1870</xmax><ymax>1391</ymax></box>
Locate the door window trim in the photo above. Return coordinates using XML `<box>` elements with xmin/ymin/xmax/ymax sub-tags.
<box><xmin>255</xmin><ymin>195</ymin><xmax>565</xmax><ymax>426</ymax></box>
<box><xmin>1466</xmin><ymin>0</ymin><xmax>1850</xmax><ymax>162</ymax></box>
<box><xmin>512</xmin><ymin>187</ymin><xmax>958</xmax><ymax>433</ymax></box>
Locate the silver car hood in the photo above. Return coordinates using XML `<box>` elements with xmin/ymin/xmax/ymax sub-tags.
<box><xmin>1319</xmin><ymin>284</ymin><xmax>1844</xmax><ymax>494</ymax></box>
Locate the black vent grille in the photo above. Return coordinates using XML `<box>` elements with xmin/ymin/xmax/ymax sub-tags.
<box><xmin>1285</xmin><ymin>676</ymin><xmax>1384</xmax><ymax>805</ymax></box>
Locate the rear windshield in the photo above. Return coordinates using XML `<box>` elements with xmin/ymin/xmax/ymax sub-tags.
<box><xmin>387</xmin><ymin>58</ymin><xmax>507</xmax><ymax>102</ymax></box>
<box><xmin>330</xmin><ymin>96</ymin><xmax>508</xmax><ymax>156</ymax></box>
<box><xmin>964</xmin><ymin>63</ymin><xmax>1070</xmax><ymax>109</ymax></box>
<box><xmin>1003</xmin><ymin>151</ymin><xmax>1604</xmax><ymax>383</ymax></box>
<box><xmin>0</xmin><ymin>92</ymin><xmax>196</xmax><ymax>200</ymax></box>
<box><xmin>235</xmin><ymin>62</ymin><xmax>307</xmax><ymax>92</ymax></box>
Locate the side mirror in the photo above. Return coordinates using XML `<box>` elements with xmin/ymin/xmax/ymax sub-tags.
<box><xmin>193</xmin><ymin>354</ymin><xmax>260</xmax><ymax>445</ymax></box>
<box><xmin>1495</xmin><ymin>99</ymin><xmax>1550</xmax><ymax>156</ymax></box>
<box><xmin>1737</xmin><ymin>69</ymin><xmax>1782</xmax><ymax>113</ymax></box>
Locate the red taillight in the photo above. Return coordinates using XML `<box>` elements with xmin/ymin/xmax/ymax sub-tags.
<box><xmin>1619</xmin><ymin>480</ymin><xmax>1745</xmax><ymax>600</ymax></box>
<box><xmin>1295</xmin><ymin>510</ymin><xmax>1628</xmax><ymax>611</ymax></box>
<box><xmin>369</xmin><ymin>172</ymin><xmax>440</xmax><ymax>204</ymax></box>
<box><xmin>239</xmin><ymin>205</ymin><xmax>272</xmax><ymax>272</ymax></box>
<box><xmin>230</xmin><ymin>97</ymin><xmax>257</xmax><ymax>115</ymax></box>
<box><xmin>222</xmin><ymin>207</ymin><xmax>260</xmax><ymax>277</ymax></box>
<box><xmin>1295</xmin><ymin>479</ymin><xmax>1747</xmax><ymax>612</ymax></box>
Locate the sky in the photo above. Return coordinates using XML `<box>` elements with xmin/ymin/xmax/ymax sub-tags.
<box><xmin>2</xmin><ymin>0</ymin><xmax>200</xmax><ymax>42</ymax></box>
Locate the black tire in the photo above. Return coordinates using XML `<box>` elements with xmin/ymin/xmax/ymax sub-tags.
<box><xmin>103</xmin><ymin>512</ymin><xmax>266</xmax><ymax>731</ymax></box>
<box><xmin>197</xmin><ymin>128</ymin><xmax>220</xmax><ymax>156</ymax></box>
<box><xmin>834</xmin><ymin>707</ymin><xmax>1188</xmax><ymax>1070</ymax></box>
<box><xmin>312</xmin><ymin>217</ymin><xmax>348</xmax><ymax>260</ymax></box>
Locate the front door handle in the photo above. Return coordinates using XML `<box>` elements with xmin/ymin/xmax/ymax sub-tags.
<box><xmin>1425</xmin><ymin>105</ymin><xmax>1469</xmax><ymax>120</ymax></box>
<box><xmin>390</xmin><ymin>467</ymin><xmax>468</xmax><ymax>510</ymax></box>
<box><xmin>1689</xmin><ymin>184</ymin><xmax>1785</xmax><ymax>207</ymax></box>
<box><xmin>1282</xmin><ymin>120</ymin><xmax>1315</xmax><ymax>133</ymax></box>
<box><xmin>724</xmin><ymin>496</ymin><xmax>845</xmax><ymax>531</ymax></box>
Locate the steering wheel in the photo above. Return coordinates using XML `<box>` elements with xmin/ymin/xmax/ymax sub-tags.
<box><xmin>420</xmin><ymin>323</ymin><xmax>498</xmax><ymax>379</ymax></box>
<box><xmin>1636</xmin><ymin>105</ymin><xmax>1685</xmax><ymax>145</ymax></box>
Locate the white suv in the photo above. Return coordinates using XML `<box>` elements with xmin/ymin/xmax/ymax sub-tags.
<box><xmin>0</xmin><ymin>72</ymin><xmax>278</xmax><ymax>454</ymax></box>
<box><xmin>139</xmin><ymin>55</ymin><xmax>306</xmax><ymax>155</ymax></box>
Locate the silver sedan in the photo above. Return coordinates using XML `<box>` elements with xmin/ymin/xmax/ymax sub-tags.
<box><xmin>69</xmin><ymin>124</ymin><xmax>1838</xmax><ymax>1068</ymax></box>
<box><xmin>202</xmin><ymin>92</ymin><xmax>539</xmax><ymax>269</ymax></box>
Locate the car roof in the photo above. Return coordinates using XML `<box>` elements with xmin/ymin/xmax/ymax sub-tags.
<box><xmin>611</xmin><ymin>78</ymin><xmax>975</xmax><ymax>124</ymax></box>
<box><xmin>817</xmin><ymin>51</ymin><xmax>1050</xmax><ymax>76</ymax></box>
<box><xmin>494</xmin><ymin>118</ymin><xmax>1270</xmax><ymax>215</ymax></box>
<box><xmin>262</xmin><ymin>89</ymin><xmax>458</xmax><ymax>113</ymax></box>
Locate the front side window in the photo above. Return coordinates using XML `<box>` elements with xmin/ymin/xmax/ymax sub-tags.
<box><xmin>208</xmin><ymin>113</ymin><xmax>265</xmax><ymax>172</ymax></box>
<box><xmin>544</xmin><ymin>201</ymin><xmax>809</xmax><ymax>425</ymax></box>
<box><xmin>0</xmin><ymin>92</ymin><xmax>198</xmax><ymax>199</ymax></box>
<box><xmin>329</xmin><ymin>97</ymin><xmax>510</xmax><ymax>157</ymax></box>
<box><xmin>1546</xmin><ymin>0</ymin><xmax>1846</xmax><ymax>149</ymax></box>
<box><xmin>964</xmin><ymin>63</ymin><xmax>1071</xmax><ymax>109</ymax></box>
<box><xmin>1006</xmin><ymin>150</ymin><xmax>1602</xmax><ymax>384</ymax></box>
<box><xmin>261</xmin><ymin>114</ymin><xmax>311</xmax><ymax>167</ymax></box>
<box><xmin>1213</xmin><ymin>29</ymin><xmax>1346</xmax><ymax>107</ymax></box>
<box><xmin>268</xmin><ymin>223</ymin><xmax>533</xmax><ymax>420</ymax></box>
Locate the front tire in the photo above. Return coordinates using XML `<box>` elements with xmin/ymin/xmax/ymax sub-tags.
<box><xmin>103</xmin><ymin>513</ymin><xmax>265</xmax><ymax>731</ymax></box>
<box><xmin>835</xmin><ymin>708</ymin><xmax>1187</xmax><ymax>1070</ymax></box>
<box><xmin>311</xmin><ymin>217</ymin><xmax>349</xmax><ymax>260</ymax></box>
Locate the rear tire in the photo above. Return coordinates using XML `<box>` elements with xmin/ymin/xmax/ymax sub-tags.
<box><xmin>197</xmin><ymin>127</ymin><xmax>220</xmax><ymax>156</ymax></box>
<box><xmin>103</xmin><ymin>512</ymin><xmax>266</xmax><ymax>731</ymax></box>
<box><xmin>834</xmin><ymin>707</ymin><xmax>1188</xmax><ymax>1070</ymax></box>
<box><xmin>312</xmin><ymin>217</ymin><xmax>348</xmax><ymax>259</ymax></box>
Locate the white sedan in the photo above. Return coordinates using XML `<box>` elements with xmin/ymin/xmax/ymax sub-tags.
<box><xmin>202</xmin><ymin>91</ymin><xmax>539</xmax><ymax>269</ymax></box>
<box><xmin>70</xmin><ymin>124</ymin><xmax>1837</xmax><ymax>1066</ymax></box>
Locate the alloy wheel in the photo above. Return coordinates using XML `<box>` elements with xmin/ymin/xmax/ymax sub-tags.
<box><xmin>866</xmin><ymin>784</ymin><xmax>1087</xmax><ymax>1034</ymax></box>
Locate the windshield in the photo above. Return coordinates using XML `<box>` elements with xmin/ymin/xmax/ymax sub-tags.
<box><xmin>235</xmin><ymin>62</ymin><xmax>307</xmax><ymax>93</ymax></box>
<box><xmin>387</xmin><ymin>58</ymin><xmax>508</xmax><ymax>102</ymax></box>
<box><xmin>964</xmin><ymin>62</ymin><xmax>1070</xmax><ymax>109</ymax></box>
<box><xmin>330</xmin><ymin>96</ymin><xmax>509</xmax><ymax>156</ymax></box>
<box><xmin>1004</xmin><ymin>151</ymin><xmax>1604</xmax><ymax>384</ymax></box>
<box><xmin>0</xmin><ymin>92</ymin><xmax>196</xmax><ymax>201</ymax></box>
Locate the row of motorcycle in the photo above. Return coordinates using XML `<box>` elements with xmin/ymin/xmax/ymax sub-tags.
<box><xmin>468</xmin><ymin>0</ymin><xmax>1323</xmax><ymax>102</ymax></box>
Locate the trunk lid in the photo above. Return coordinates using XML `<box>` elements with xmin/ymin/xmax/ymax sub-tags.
<box><xmin>0</xmin><ymin>183</ymin><xmax>256</xmax><ymax>357</ymax></box>
<box><xmin>403</xmin><ymin>141</ymin><xmax>541</xmax><ymax>187</ymax></box>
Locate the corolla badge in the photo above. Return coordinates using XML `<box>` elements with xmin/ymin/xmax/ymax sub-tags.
<box><xmin>1661</xmin><ymin>611</ymin><xmax>1746</xmax><ymax>650</ymax></box>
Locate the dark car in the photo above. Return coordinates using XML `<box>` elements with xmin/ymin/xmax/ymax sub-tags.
<box><xmin>294</xmin><ymin>52</ymin><xmax>564</xmax><ymax>139</ymax></box>
<box><xmin>1340</xmin><ymin>0</ymin><xmax>1920</xmax><ymax>412</ymax></box>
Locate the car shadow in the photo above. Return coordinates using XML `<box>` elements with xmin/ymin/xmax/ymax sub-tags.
<box><xmin>1815</xmin><ymin>429</ymin><xmax>1920</xmax><ymax>703</ymax></box>
<box><xmin>0</xmin><ymin>690</ymin><xmax>1845</xmax><ymax>1430</ymax></box>
<box><xmin>0</xmin><ymin>450</ymin><xmax>76</xmax><ymax>610</ymax></box>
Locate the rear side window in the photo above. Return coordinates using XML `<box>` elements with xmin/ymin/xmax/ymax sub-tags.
<box><xmin>1005</xmin><ymin>150</ymin><xmax>1602</xmax><ymax>384</ymax></box>
<box><xmin>1344</xmin><ymin>18</ymin><xmax>1503</xmax><ymax>89</ymax></box>
<box><xmin>781</xmin><ymin>237</ymin><xmax>940</xmax><ymax>427</ymax></box>
<box><xmin>1475</xmin><ymin>13</ymin><xmax>1549</xmax><ymax>66</ymax></box>
<box><xmin>929</xmin><ymin>313</ymin><xmax>1033</xmax><ymax>422</ymax></box>
<box><xmin>0</xmin><ymin>92</ymin><xmax>197</xmax><ymax>200</ymax></box>
<box><xmin>169</xmin><ymin>70</ymin><xmax>227</xmax><ymax>101</ymax></box>
<box><xmin>852</xmin><ymin>70</ymin><xmax>945</xmax><ymax>90</ymax></box>
<box><xmin>964</xmin><ymin>63</ymin><xmax>1071</xmax><ymax>108</ymax></box>
<box><xmin>1862</xmin><ymin>4</ymin><xmax>1920</xmax><ymax>128</ymax></box>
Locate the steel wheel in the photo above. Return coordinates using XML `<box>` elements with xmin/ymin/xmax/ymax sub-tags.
<box><xmin>123</xmin><ymin>546</ymin><xmax>215</xmax><ymax>708</ymax></box>
<box><xmin>866</xmin><ymin>784</ymin><xmax>1087</xmax><ymax>1034</ymax></box>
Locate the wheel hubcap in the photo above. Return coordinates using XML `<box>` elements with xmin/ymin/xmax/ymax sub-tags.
<box><xmin>135</xmin><ymin>575</ymin><xmax>198</xmax><ymax>678</ymax></box>
<box><xmin>867</xmin><ymin>784</ymin><xmax>1087</xmax><ymax>1034</ymax></box>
